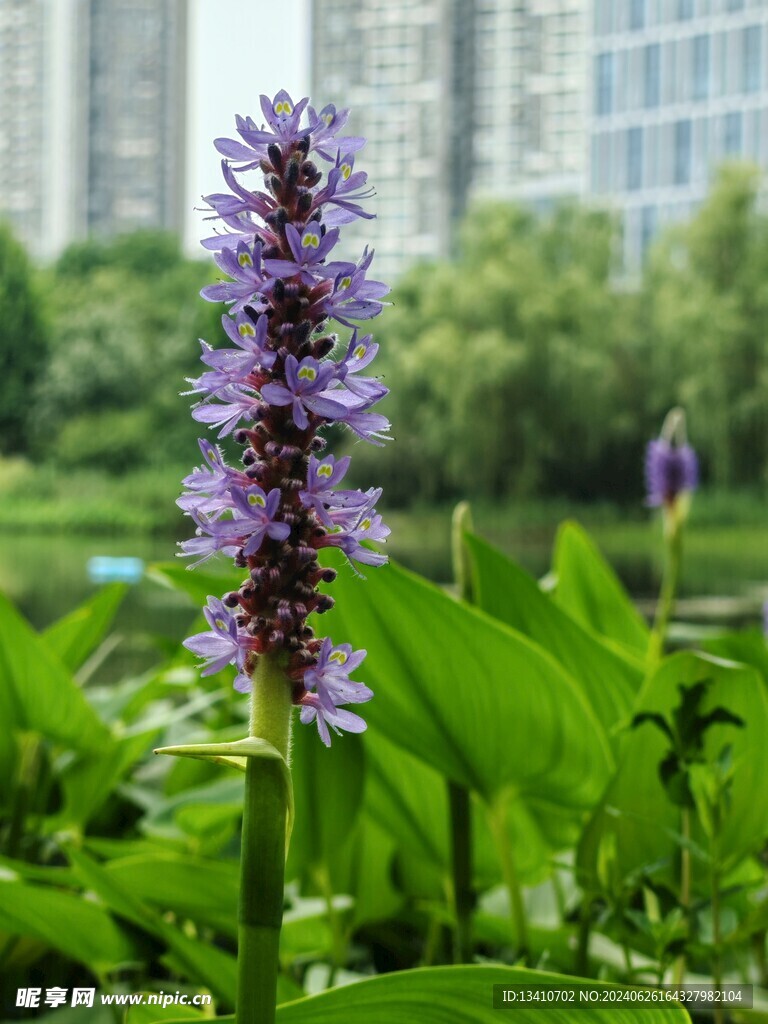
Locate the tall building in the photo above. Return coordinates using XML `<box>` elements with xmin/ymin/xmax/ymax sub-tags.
<box><xmin>589</xmin><ymin>0</ymin><xmax>768</xmax><ymax>269</ymax></box>
<box><xmin>310</xmin><ymin>0</ymin><xmax>471</xmax><ymax>281</ymax></box>
<box><xmin>473</xmin><ymin>0</ymin><xmax>588</xmax><ymax>201</ymax></box>
<box><xmin>0</xmin><ymin>0</ymin><xmax>187</xmax><ymax>261</ymax></box>
<box><xmin>311</xmin><ymin>0</ymin><xmax>588</xmax><ymax>279</ymax></box>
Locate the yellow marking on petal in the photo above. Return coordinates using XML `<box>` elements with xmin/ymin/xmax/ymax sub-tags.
<box><xmin>341</xmin><ymin>163</ymin><xmax>351</xmax><ymax>180</ymax></box>
<box><xmin>361</xmin><ymin>518</ymin><xmax>372</xmax><ymax>531</ymax></box>
<box><xmin>340</xmin><ymin>276</ymin><xmax>352</xmax><ymax>290</ymax></box>
<box><xmin>215</xmin><ymin>618</ymin><xmax>227</xmax><ymax>630</ymax></box>
<box><xmin>318</xmin><ymin>463</ymin><xmax>333</xmax><ymax>477</ymax></box>
<box><xmin>275</xmin><ymin>100</ymin><xmax>293</xmax><ymax>115</ymax></box>
<box><xmin>248</xmin><ymin>493</ymin><xmax>266</xmax><ymax>508</ymax></box>
<box><xmin>322</xmin><ymin>113</ymin><xmax>333</xmax><ymax>126</ymax></box>
<box><xmin>302</xmin><ymin>232</ymin><xmax>321</xmax><ymax>249</ymax></box>
<box><xmin>353</xmin><ymin>344</ymin><xmax>366</xmax><ymax>360</ymax></box>
<box><xmin>239</xmin><ymin>323</ymin><xmax>256</xmax><ymax>337</ymax></box>
<box><xmin>298</xmin><ymin>366</ymin><xmax>317</xmax><ymax>381</ymax></box>
<box><xmin>330</xmin><ymin>650</ymin><xmax>348</xmax><ymax>664</ymax></box>
<box><xmin>238</xmin><ymin>252</ymin><xmax>253</xmax><ymax>268</ymax></box>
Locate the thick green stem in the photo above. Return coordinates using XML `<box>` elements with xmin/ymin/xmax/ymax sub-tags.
<box><xmin>447</xmin><ymin>501</ymin><xmax>476</xmax><ymax>964</ymax></box>
<box><xmin>649</xmin><ymin>516</ymin><xmax>683</xmax><ymax>664</ymax></box>
<box><xmin>488</xmin><ymin>797</ymin><xmax>529</xmax><ymax>961</ymax></box>
<box><xmin>236</xmin><ymin>654</ymin><xmax>293</xmax><ymax>1024</ymax></box>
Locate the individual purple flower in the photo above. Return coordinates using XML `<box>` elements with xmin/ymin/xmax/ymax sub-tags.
<box><xmin>264</xmin><ymin>224</ymin><xmax>340</xmax><ymax>285</ymax></box>
<box><xmin>645</xmin><ymin>409</ymin><xmax>698</xmax><ymax>508</ymax></box>
<box><xmin>183</xmin><ymin>596</ymin><xmax>253</xmax><ymax>692</ymax></box>
<box><xmin>260</xmin><ymin>355</ymin><xmax>347</xmax><ymax>430</ymax></box>
<box><xmin>181</xmin><ymin>91</ymin><xmax>390</xmax><ymax>743</ymax></box>
<box><xmin>228</xmin><ymin>485</ymin><xmax>291</xmax><ymax>555</ymax></box>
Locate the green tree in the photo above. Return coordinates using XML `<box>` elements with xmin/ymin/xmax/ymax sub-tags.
<box><xmin>0</xmin><ymin>222</ymin><xmax>49</xmax><ymax>454</ymax></box>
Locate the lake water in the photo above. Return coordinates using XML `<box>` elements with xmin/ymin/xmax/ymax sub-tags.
<box><xmin>2</xmin><ymin>515</ymin><xmax>768</xmax><ymax>684</ymax></box>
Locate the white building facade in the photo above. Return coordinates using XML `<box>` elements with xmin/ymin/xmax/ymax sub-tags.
<box><xmin>590</xmin><ymin>0</ymin><xmax>768</xmax><ymax>269</ymax></box>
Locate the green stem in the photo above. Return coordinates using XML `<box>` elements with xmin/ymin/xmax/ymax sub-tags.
<box><xmin>712</xmin><ymin>863</ymin><xmax>724</xmax><ymax>1024</ymax></box>
<box><xmin>649</xmin><ymin>515</ymin><xmax>682</xmax><ymax>663</ymax></box>
<box><xmin>488</xmin><ymin>797</ymin><xmax>529</xmax><ymax>961</ymax></box>
<box><xmin>236</xmin><ymin>653</ymin><xmax>293</xmax><ymax>1024</ymax></box>
<box><xmin>447</xmin><ymin>501</ymin><xmax>475</xmax><ymax>964</ymax></box>
<box><xmin>575</xmin><ymin>895</ymin><xmax>592</xmax><ymax>977</ymax></box>
<box><xmin>448</xmin><ymin>780</ymin><xmax>473</xmax><ymax>963</ymax></box>
<box><xmin>316</xmin><ymin>863</ymin><xmax>346</xmax><ymax>985</ymax></box>
<box><xmin>673</xmin><ymin>806</ymin><xmax>691</xmax><ymax>986</ymax></box>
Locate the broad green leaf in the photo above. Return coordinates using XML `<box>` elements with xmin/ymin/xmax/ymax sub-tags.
<box><xmin>0</xmin><ymin>591</ymin><xmax>110</xmax><ymax>792</ymax></box>
<box><xmin>56</xmin><ymin>729</ymin><xmax>156</xmax><ymax>827</ymax></box>
<box><xmin>0</xmin><ymin>875</ymin><xmax>136</xmax><ymax>972</ymax></box>
<box><xmin>153</xmin><ymin>966</ymin><xmax>689</xmax><ymax>1024</ymax></box>
<box><xmin>553</xmin><ymin>521</ymin><xmax>649</xmax><ymax>656</ymax></box>
<box><xmin>42</xmin><ymin>583</ymin><xmax>127</xmax><ymax>673</ymax></box>
<box><xmin>66</xmin><ymin>846</ymin><xmax>237</xmax><ymax>1005</ymax></box>
<box><xmin>289</xmin><ymin>709</ymin><xmax>365</xmax><ymax>880</ymax></box>
<box><xmin>274</xmin><ymin>966</ymin><xmax>690</xmax><ymax>1022</ymax></box>
<box><xmin>465</xmin><ymin>531</ymin><xmax>641</xmax><ymax>737</ymax></box>
<box><xmin>705</xmin><ymin>630</ymin><xmax>768</xmax><ymax>682</ymax></box>
<box><xmin>579</xmin><ymin>652</ymin><xmax>768</xmax><ymax>891</ymax></box>
<box><xmin>105</xmin><ymin>852</ymin><xmax>239</xmax><ymax>936</ymax></box>
<box><xmin>319</xmin><ymin>553</ymin><xmax>613</xmax><ymax>810</ymax></box>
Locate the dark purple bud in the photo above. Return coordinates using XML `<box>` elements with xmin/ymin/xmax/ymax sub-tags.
<box><xmin>315</xmin><ymin>595</ymin><xmax>335</xmax><ymax>615</ymax></box>
<box><xmin>319</xmin><ymin>568</ymin><xmax>337</xmax><ymax>583</ymax></box>
<box><xmin>267</xmin><ymin>143</ymin><xmax>283</xmax><ymax>171</ymax></box>
<box><xmin>309</xmin><ymin>437</ymin><xmax>327</xmax><ymax>452</ymax></box>
<box><xmin>297</xmin><ymin>191</ymin><xmax>312</xmax><ymax>215</ymax></box>
<box><xmin>285</xmin><ymin>159</ymin><xmax>299</xmax><ymax>188</ymax></box>
<box><xmin>223</xmin><ymin>591</ymin><xmax>239</xmax><ymax>608</ymax></box>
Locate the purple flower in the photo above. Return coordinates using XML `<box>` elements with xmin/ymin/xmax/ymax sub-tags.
<box><xmin>298</xmin><ymin>638</ymin><xmax>372</xmax><ymax>746</ymax></box>
<box><xmin>228</xmin><ymin>485</ymin><xmax>291</xmax><ymax>555</ymax></box>
<box><xmin>261</xmin><ymin>355</ymin><xmax>347</xmax><ymax>430</ymax></box>
<box><xmin>645</xmin><ymin>435</ymin><xmax>698</xmax><ymax>508</ymax></box>
<box><xmin>183</xmin><ymin>596</ymin><xmax>253</xmax><ymax>692</ymax></box>
<box><xmin>264</xmin><ymin>223</ymin><xmax>340</xmax><ymax>285</ymax></box>
<box><xmin>182</xmin><ymin>91</ymin><xmax>389</xmax><ymax>742</ymax></box>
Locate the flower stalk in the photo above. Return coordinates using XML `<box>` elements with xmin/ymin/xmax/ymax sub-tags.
<box><xmin>171</xmin><ymin>91</ymin><xmax>389</xmax><ymax>1022</ymax></box>
<box><xmin>646</xmin><ymin>408</ymin><xmax>698</xmax><ymax>663</ymax></box>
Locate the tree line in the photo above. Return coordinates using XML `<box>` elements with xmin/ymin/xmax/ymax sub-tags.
<box><xmin>1</xmin><ymin>162</ymin><xmax>767</xmax><ymax>508</ymax></box>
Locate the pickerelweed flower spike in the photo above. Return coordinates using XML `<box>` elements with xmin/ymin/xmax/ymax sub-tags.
<box><xmin>645</xmin><ymin>407</ymin><xmax>699</xmax><ymax>511</ymax></box>
<box><xmin>181</xmin><ymin>90</ymin><xmax>390</xmax><ymax>746</ymax></box>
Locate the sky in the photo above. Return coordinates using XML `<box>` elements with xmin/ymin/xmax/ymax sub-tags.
<box><xmin>184</xmin><ymin>0</ymin><xmax>310</xmax><ymax>253</ymax></box>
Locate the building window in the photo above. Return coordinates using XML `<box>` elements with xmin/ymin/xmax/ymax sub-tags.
<box><xmin>640</xmin><ymin>205</ymin><xmax>657</xmax><ymax>260</ymax></box>
<box><xmin>743</xmin><ymin>25</ymin><xmax>762</xmax><ymax>93</ymax></box>
<box><xmin>674</xmin><ymin>119</ymin><xmax>692</xmax><ymax>185</ymax></box>
<box><xmin>678</xmin><ymin>0</ymin><xmax>694</xmax><ymax>18</ymax></box>
<box><xmin>627</xmin><ymin>126</ymin><xmax>643</xmax><ymax>190</ymax></box>
<box><xmin>595</xmin><ymin>52</ymin><xmax>613</xmax><ymax>115</ymax></box>
<box><xmin>644</xmin><ymin>43</ymin><xmax>660</xmax><ymax>107</ymax></box>
<box><xmin>724</xmin><ymin>110</ymin><xmax>742</xmax><ymax>154</ymax></box>
<box><xmin>630</xmin><ymin>0</ymin><xmax>644</xmax><ymax>31</ymax></box>
<box><xmin>692</xmin><ymin>35</ymin><xmax>709</xmax><ymax>100</ymax></box>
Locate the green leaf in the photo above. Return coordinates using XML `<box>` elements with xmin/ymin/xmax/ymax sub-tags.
<box><xmin>154</xmin><ymin>737</ymin><xmax>293</xmax><ymax>841</ymax></box>
<box><xmin>464</xmin><ymin>531</ymin><xmax>641</xmax><ymax>737</ymax></box>
<box><xmin>319</xmin><ymin>553</ymin><xmax>613</xmax><ymax>810</ymax></box>
<box><xmin>149</xmin><ymin>561</ymin><xmax>242</xmax><ymax>609</ymax></box>
<box><xmin>146</xmin><ymin>966</ymin><xmax>690</xmax><ymax>1024</ymax></box>
<box><xmin>579</xmin><ymin>652</ymin><xmax>768</xmax><ymax>891</ymax></box>
<box><xmin>65</xmin><ymin>845</ymin><xmax>237</xmax><ymax>1005</ymax></box>
<box><xmin>553</xmin><ymin>522</ymin><xmax>649</xmax><ymax>656</ymax></box>
<box><xmin>288</xmin><ymin>704</ymin><xmax>365</xmax><ymax>881</ymax></box>
<box><xmin>0</xmin><ymin>875</ymin><xmax>136</xmax><ymax>973</ymax></box>
<box><xmin>274</xmin><ymin>966</ymin><xmax>691</xmax><ymax>1023</ymax></box>
<box><xmin>0</xmin><ymin>591</ymin><xmax>110</xmax><ymax>793</ymax></box>
<box><xmin>42</xmin><ymin>583</ymin><xmax>127</xmax><ymax>673</ymax></box>
<box><xmin>104</xmin><ymin>851</ymin><xmax>239</xmax><ymax>937</ymax></box>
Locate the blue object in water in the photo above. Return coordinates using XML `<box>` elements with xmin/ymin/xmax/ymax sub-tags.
<box><xmin>87</xmin><ymin>556</ymin><xmax>144</xmax><ymax>584</ymax></box>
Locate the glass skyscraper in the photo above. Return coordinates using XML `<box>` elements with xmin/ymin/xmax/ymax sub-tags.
<box><xmin>590</xmin><ymin>0</ymin><xmax>768</xmax><ymax>268</ymax></box>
